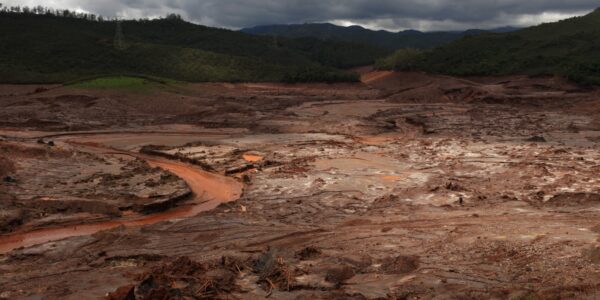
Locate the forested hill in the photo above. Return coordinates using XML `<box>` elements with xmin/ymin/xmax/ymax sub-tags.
<box><xmin>0</xmin><ymin>9</ymin><xmax>388</xmax><ymax>83</ymax></box>
<box><xmin>378</xmin><ymin>8</ymin><xmax>600</xmax><ymax>85</ymax></box>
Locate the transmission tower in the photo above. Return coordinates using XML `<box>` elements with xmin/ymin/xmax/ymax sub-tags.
<box><xmin>114</xmin><ymin>20</ymin><xmax>125</xmax><ymax>50</ymax></box>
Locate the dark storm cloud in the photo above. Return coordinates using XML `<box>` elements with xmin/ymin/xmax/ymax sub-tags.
<box><xmin>4</xmin><ymin>0</ymin><xmax>599</xmax><ymax>30</ymax></box>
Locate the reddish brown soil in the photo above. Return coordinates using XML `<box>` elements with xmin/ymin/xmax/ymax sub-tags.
<box><xmin>0</xmin><ymin>148</ymin><xmax>242</xmax><ymax>253</ymax></box>
<box><xmin>2</xmin><ymin>72</ymin><xmax>600</xmax><ymax>299</ymax></box>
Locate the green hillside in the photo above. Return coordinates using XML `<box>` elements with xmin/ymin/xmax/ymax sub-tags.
<box><xmin>378</xmin><ymin>9</ymin><xmax>600</xmax><ymax>85</ymax></box>
<box><xmin>0</xmin><ymin>11</ymin><xmax>387</xmax><ymax>83</ymax></box>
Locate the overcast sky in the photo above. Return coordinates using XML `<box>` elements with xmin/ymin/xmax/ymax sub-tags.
<box><xmin>2</xmin><ymin>0</ymin><xmax>598</xmax><ymax>31</ymax></box>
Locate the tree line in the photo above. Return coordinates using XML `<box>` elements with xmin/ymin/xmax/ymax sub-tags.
<box><xmin>0</xmin><ymin>3</ymin><xmax>108</xmax><ymax>21</ymax></box>
<box><xmin>0</xmin><ymin>3</ymin><xmax>184</xmax><ymax>22</ymax></box>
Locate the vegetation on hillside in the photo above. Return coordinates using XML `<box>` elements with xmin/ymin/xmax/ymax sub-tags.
<box><xmin>374</xmin><ymin>49</ymin><xmax>425</xmax><ymax>71</ymax></box>
<box><xmin>376</xmin><ymin>9</ymin><xmax>600</xmax><ymax>85</ymax></box>
<box><xmin>0</xmin><ymin>6</ymin><xmax>386</xmax><ymax>83</ymax></box>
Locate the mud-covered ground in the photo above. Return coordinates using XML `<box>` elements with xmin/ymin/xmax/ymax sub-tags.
<box><xmin>2</xmin><ymin>72</ymin><xmax>600</xmax><ymax>299</ymax></box>
<box><xmin>0</xmin><ymin>140</ymin><xmax>191</xmax><ymax>234</ymax></box>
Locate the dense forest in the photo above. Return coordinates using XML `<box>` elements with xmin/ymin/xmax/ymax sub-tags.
<box><xmin>0</xmin><ymin>5</ymin><xmax>387</xmax><ymax>83</ymax></box>
<box><xmin>376</xmin><ymin>8</ymin><xmax>600</xmax><ymax>85</ymax></box>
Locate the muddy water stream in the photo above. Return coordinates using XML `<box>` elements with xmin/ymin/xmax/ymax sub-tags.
<box><xmin>0</xmin><ymin>136</ymin><xmax>243</xmax><ymax>254</ymax></box>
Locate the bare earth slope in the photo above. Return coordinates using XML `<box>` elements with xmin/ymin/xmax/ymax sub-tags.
<box><xmin>2</xmin><ymin>73</ymin><xmax>600</xmax><ymax>299</ymax></box>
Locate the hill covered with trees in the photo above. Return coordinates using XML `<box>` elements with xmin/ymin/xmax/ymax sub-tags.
<box><xmin>0</xmin><ymin>5</ymin><xmax>388</xmax><ymax>83</ymax></box>
<box><xmin>376</xmin><ymin>9</ymin><xmax>600</xmax><ymax>85</ymax></box>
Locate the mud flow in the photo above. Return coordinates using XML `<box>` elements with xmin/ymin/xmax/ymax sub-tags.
<box><xmin>2</xmin><ymin>73</ymin><xmax>600</xmax><ymax>299</ymax></box>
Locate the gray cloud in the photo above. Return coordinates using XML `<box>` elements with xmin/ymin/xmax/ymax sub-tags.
<box><xmin>3</xmin><ymin>0</ymin><xmax>598</xmax><ymax>31</ymax></box>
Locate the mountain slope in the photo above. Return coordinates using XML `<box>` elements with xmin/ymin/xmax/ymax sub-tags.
<box><xmin>0</xmin><ymin>12</ymin><xmax>387</xmax><ymax>83</ymax></box>
<box><xmin>241</xmin><ymin>23</ymin><xmax>519</xmax><ymax>50</ymax></box>
<box><xmin>410</xmin><ymin>9</ymin><xmax>600</xmax><ymax>85</ymax></box>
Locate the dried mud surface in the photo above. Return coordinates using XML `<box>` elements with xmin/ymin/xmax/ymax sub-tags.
<box><xmin>2</xmin><ymin>73</ymin><xmax>600</xmax><ymax>299</ymax></box>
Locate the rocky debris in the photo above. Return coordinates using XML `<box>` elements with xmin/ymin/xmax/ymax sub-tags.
<box><xmin>295</xmin><ymin>247</ymin><xmax>322</xmax><ymax>260</ymax></box>
<box><xmin>107</xmin><ymin>256</ymin><xmax>241</xmax><ymax>300</ymax></box>
<box><xmin>241</xmin><ymin>174</ymin><xmax>251</xmax><ymax>184</ymax></box>
<box><xmin>138</xmin><ymin>189</ymin><xmax>193</xmax><ymax>214</ymax></box>
<box><xmin>371</xmin><ymin>194</ymin><xmax>401</xmax><ymax>209</ymax></box>
<box><xmin>526</xmin><ymin>135</ymin><xmax>547</xmax><ymax>143</ymax></box>
<box><xmin>325</xmin><ymin>265</ymin><xmax>356</xmax><ymax>286</ymax></box>
<box><xmin>140</xmin><ymin>145</ymin><xmax>216</xmax><ymax>172</ymax></box>
<box><xmin>32</xmin><ymin>87</ymin><xmax>49</xmax><ymax>94</ymax></box>
<box><xmin>380</xmin><ymin>255</ymin><xmax>420</xmax><ymax>275</ymax></box>
<box><xmin>109</xmin><ymin>249</ymin><xmax>333</xmax><ymax>299</ymax></box>
<box><xmin>445</xmin><ymin>182</ymin><xmax>466</xmax><ymax>191</ymax></box>
<box><xmin>587</xmin><ymin>247</ymin><xmax>600</xmax><ymax>264</ymax></box>
<box><xmin>546</xmin><ymin>193</ymin><xmax>600</xmax><ymax>207</ymax></box>
<box><xmin>405</xmin><ymin>116</ymin><xmax>428</xmax><ymax>128</ymax></box>
<box><xmin>0</xmin><ymin>208</ymin><xmax>24</xmax><ymax>233</ymax></box>
<box><xmin>0</xmin><ymin>156</ymin><xmax>16</xmax><ymax>178</ymax></box>
<box><xmin>253</xmin><ymin>248</ymin><xmax>296</xmax><ymax>293</ymax></box>
<box><xmin>146</xmin><ymin>143</ymin><xmax>268</xmax><ymax>175</ymax></box>
<box><xmin>106</xmin><ymin>285</ymin><xmax>135</xmax><ymax>300</ymax></box>
<box><xmin>225</xmin><ymin>164</ymin><xmax>254</xmax><ymax>175</ymax></box>
<box><xmin>3</xmin><ymin>175</ymin><xmax>15</xmax><ymax>183</ymax></box>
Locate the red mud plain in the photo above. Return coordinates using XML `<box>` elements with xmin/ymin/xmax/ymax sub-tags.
<box><xmin>2</xmin><ymin>72</ymin><xmax>600</xmax><ymax>299</ymax></box>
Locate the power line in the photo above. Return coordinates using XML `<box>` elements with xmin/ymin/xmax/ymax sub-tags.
<box><xmin>114</xmin><ymin>19</ymin><xmax>125</xmax><ymax>50</ymax></box>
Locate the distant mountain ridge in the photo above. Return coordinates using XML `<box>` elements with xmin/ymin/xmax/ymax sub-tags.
<box><xmin>241</xmin><ymin>23</ymin><xmax>520</xmax><ymax>50</ymax></box>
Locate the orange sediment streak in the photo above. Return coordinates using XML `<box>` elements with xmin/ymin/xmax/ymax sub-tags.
<box><xmin>243</xmin><ymin>154</ymin><xmax>263</xmax><ymax>162</ymax></box>
<box><xmin>381</xmin><ymin>175</ymin><xmax>402</xmax><ymax>182</ymax></box>
<box><xmin>0</xmin><ymin>156</ymin><xmax>243</xmax><ymax>254</ymax></box>
<box><xmin>361</xmin><ymin>71</ymin><xmax>393</xmax><ymax>83</ymax></box>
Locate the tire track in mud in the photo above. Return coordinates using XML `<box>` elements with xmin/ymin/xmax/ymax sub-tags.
<box><xmin>0</xmin><ymin>134</ymin><xmax>244</xmax><ymax>254</ymax></box>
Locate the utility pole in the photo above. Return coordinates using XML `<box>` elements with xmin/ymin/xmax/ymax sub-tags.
<box><xmin>114</xmin><ymin>19</ymin><xmax>125</xmax><ymax>50</ymax></box>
